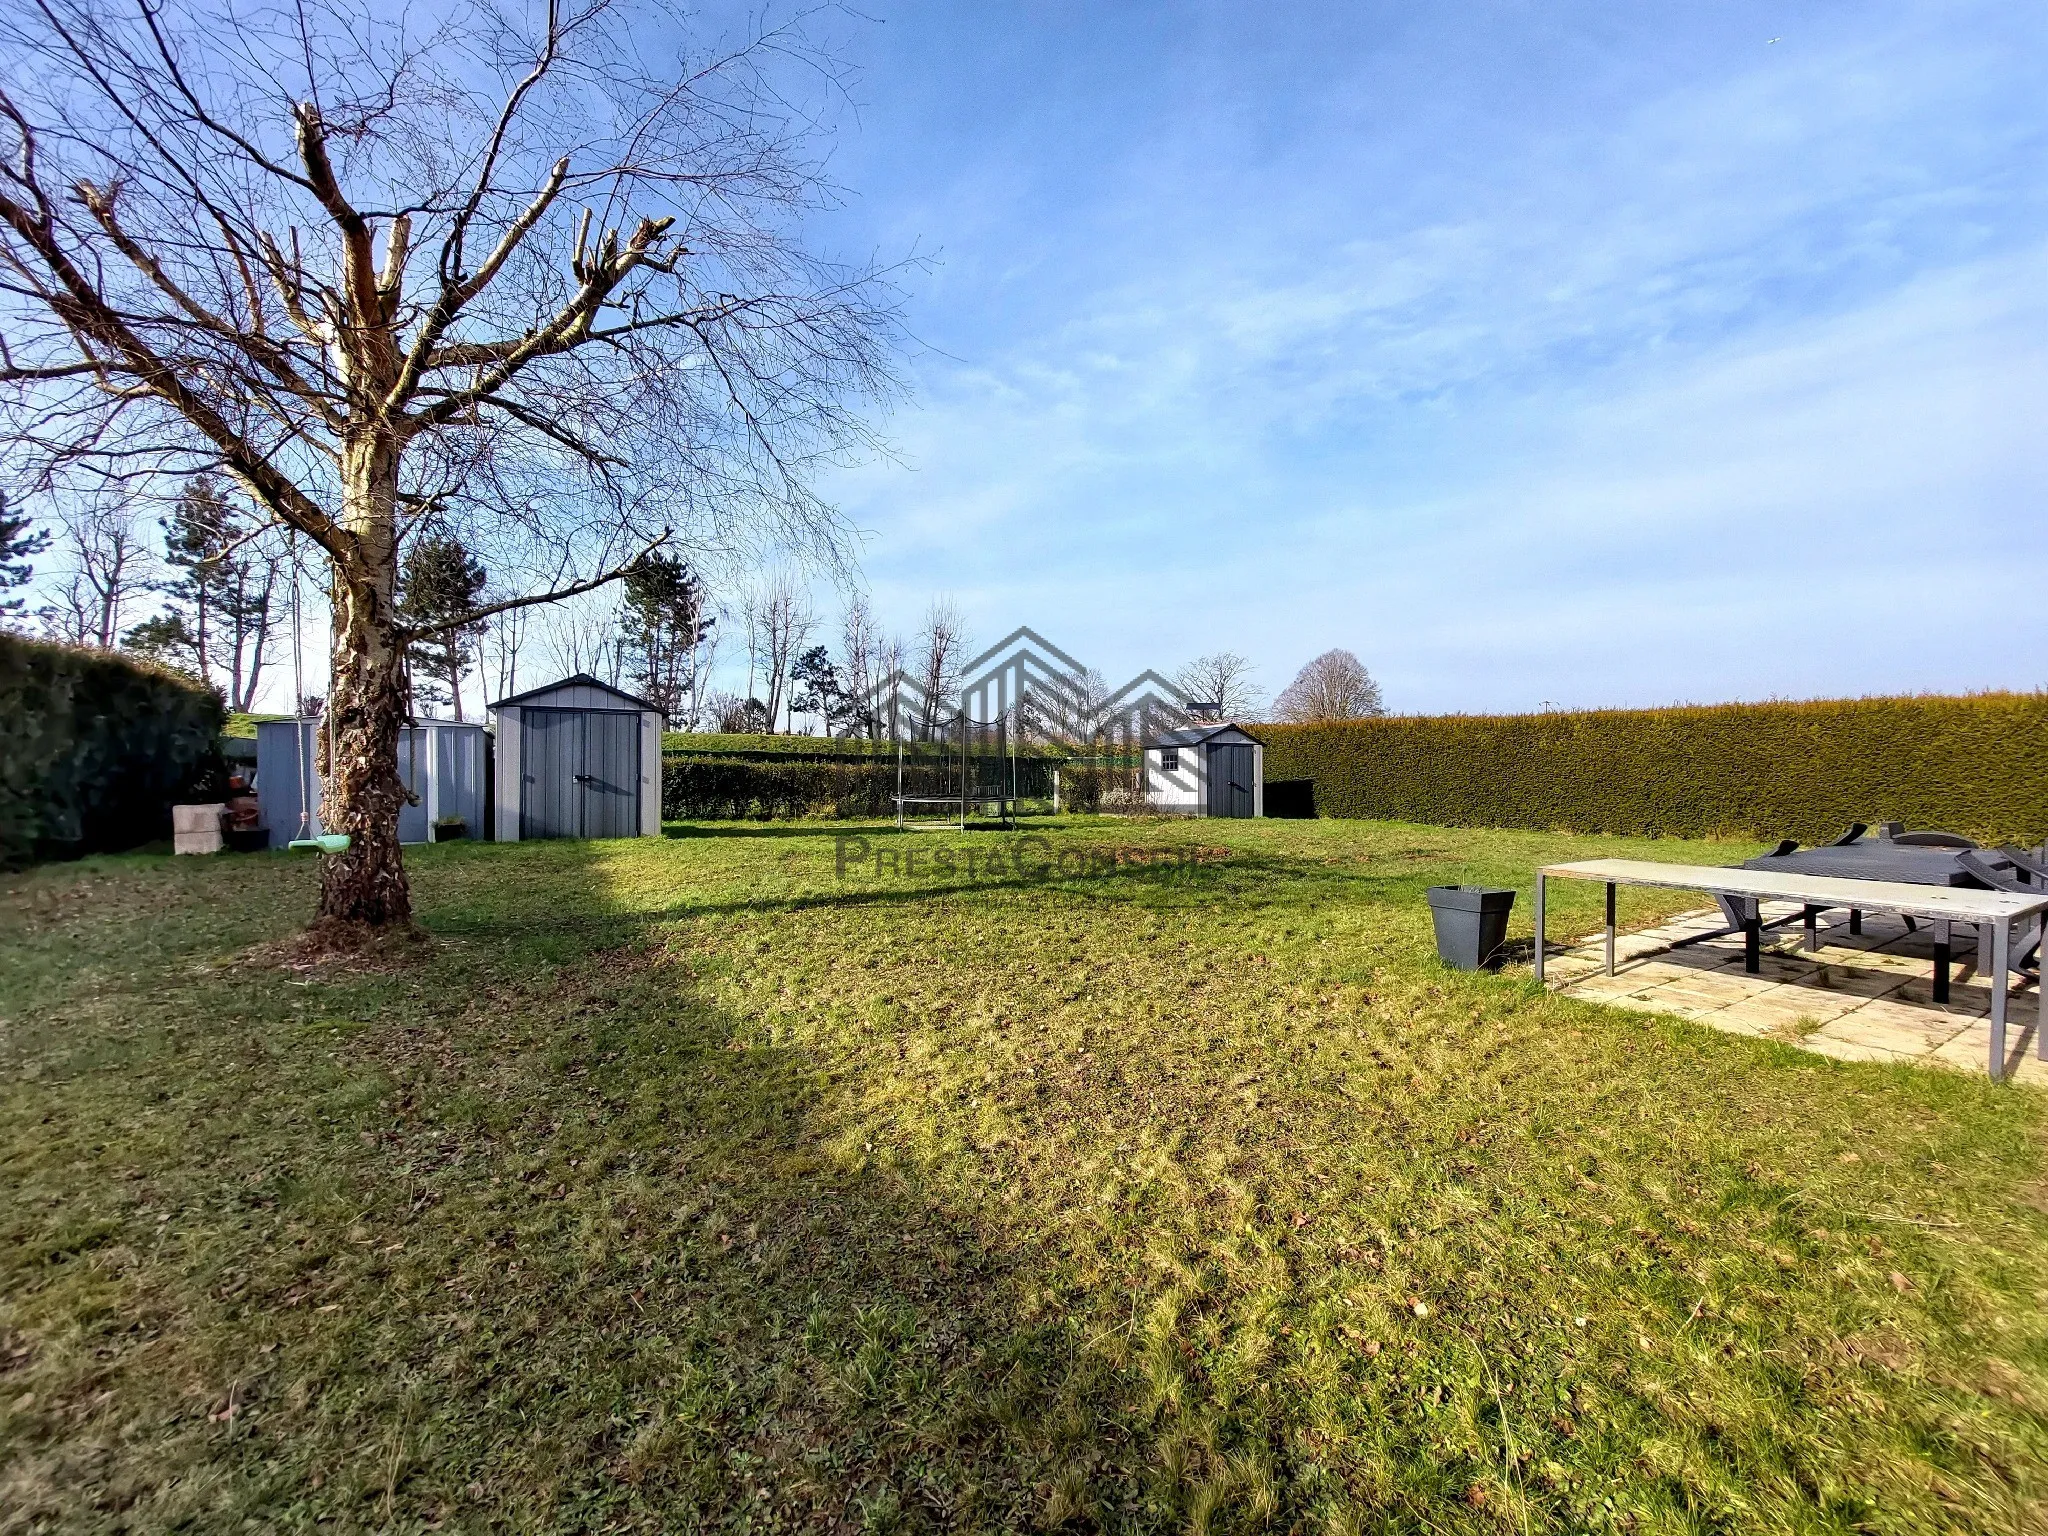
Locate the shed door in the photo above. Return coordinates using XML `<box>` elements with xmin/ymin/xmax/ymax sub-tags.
<box><xmin>581</xmin><ymin>711</ymin><xmax>642</xmax><ymax>838</ymax></box>
<box><xmin>520</xmin><ymin>708</ymin><xmax>642</xmax><ymax>839</ymax></box>
<box><xmin>1207</xmin><ymin>743</ymin><xmax>1254</xmax><ymax>818</ymax></box>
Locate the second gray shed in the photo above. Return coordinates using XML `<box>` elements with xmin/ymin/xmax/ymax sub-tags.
<box><xmin>488</xmin><ymin>675</ymin><xmax>663</xmax><ymax>841</ymax></box>
<box><xmin>254</xmin><ymin>718</ymin><xmax>488</xmax><ymax>849</ymax></box>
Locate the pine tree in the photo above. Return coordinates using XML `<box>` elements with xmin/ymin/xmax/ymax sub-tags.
<box><xmin>396</xmin><ymin>536</ymin><xmax>488</xmax><ymax>719</ymax></box>
<box><xmin>0</xmin><ymin>493</ymin><xmax>51</xmax><ymax>622</ymax></box>
<box><xmin>617</xmin><ymin>553</ymin><xmax>713</xmax><ymax>723</ymax></box>
<box><xmin>157</xmin><ymin>476</ymin><xmax>279</xmax><ymax>709</ymax></box>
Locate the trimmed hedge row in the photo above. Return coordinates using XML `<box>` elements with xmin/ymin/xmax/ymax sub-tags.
<box><xmin>1258</xmin><ymin>693</ymin><xmax>2048</xmax><ymax>845</ymax></box>
<box><xmin>661</xmin><ymin>732</ymin><xmax>900</xmax><ymax>761</ymax></box>
<box><xmin>662</xmin><ymin>732</ymin><xmax>1074</xmax><ymax>764</ymax></box>
<box><xmin>661</xmin><ymin>756</ymin><xmax>1139</xmax><ymax>820</ymax></box>
<box><xmin>664</xmin><ymin>757</ymin><xmax>925</xmax><ymax>819</ymax></box>
<box><xmin>1</xmin><ymin>633</ymin><xmax>227</xmax><ymax>865</ymax></box>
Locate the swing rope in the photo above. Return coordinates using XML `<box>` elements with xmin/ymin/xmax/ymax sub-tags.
<box><xmin>285</xmin><ymin>534</ymin><xmax>349</xmax><ymax>855</ymax></box>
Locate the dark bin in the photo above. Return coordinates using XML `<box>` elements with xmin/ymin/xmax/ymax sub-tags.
<box><xmin>1425</xmin><ymin>885</ymin><xmax>1516</xmax><ymax>971</ymax></box>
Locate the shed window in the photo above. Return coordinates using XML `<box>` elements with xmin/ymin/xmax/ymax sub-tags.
<box><xmin>1160</xmin><ymin>747</ymin><xmax>1180</xmax><ymax>772</ymax></box>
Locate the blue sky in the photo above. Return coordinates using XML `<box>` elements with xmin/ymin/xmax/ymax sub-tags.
<box><xmin>798</xmin><ymin>0</ymin><xmax>2046</xmax><ymax>713</ymax></box>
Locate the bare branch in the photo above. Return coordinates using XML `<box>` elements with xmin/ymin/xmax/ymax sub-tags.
<box><xmin>395</xmin><ymin>530</ymin><xmax>670</xmax><ymax>640</ymax></box>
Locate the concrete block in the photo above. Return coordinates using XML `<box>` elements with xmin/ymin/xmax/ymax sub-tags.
<box><xmin>173</xmin><ymin>803</ymin><xmax>224</xmax><ymax>855</ymax></box>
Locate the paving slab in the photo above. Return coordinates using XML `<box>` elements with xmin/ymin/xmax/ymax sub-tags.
<box><xmin>1544</xmin><ymin>906</ymin><xmax>2044</xmax><ymax>1084</ymax></box>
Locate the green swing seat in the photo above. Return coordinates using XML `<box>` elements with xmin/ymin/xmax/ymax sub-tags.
<box><xmin>289</xmin><ymin>833</ymin><xmax>351</xmax><ymax>854</ymax></box>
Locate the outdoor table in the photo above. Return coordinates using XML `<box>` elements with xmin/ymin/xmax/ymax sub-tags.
<box><xmin>1535</xmin><ymin>859</ymin><xmax>2048</xmax><ymax>1081</ymax></box>
<box><xmin>1741</xmin><ymin>843</ymin><xmax>2017</xmax><ymax>1001</ymax></box>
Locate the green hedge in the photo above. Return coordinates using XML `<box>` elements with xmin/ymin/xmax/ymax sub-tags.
<box><xmin>661</xmin><ymin>732</ymin><xmax>900</xmax><ymax>761</ymax></box>
<box><xmin>1259</xmin><ymin>693</ymin><xmax>2048</xmax><ymax>845</ymax></box>
<box><xmin>662</xmin><ymin>754</ymin><xmax>1096</xmax><ymax>820</ymax></box>
<box><xmin>664</xmin><ymin>757</ymin><xmax>923</xmax><ymax>819</ymax></box>
<box><xmin>662</xmin><ymin>732</ymin><xmax>1073</xmax><ymax>763</ymax></box>
<box><xmin>1</xmin><ymin>633</ymin><xmax>227</xmax><ymax>865</ymax></box>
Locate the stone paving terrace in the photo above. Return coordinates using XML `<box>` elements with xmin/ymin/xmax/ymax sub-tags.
<box><xmin>1545</xmin><ymin>903</ymin><xmax>2047</xmax><ymax>1085</ymax></box>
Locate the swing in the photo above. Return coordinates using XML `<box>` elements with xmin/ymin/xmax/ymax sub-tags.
<box><xmin>285</xmin><ymin>537</ymin><xmax>350</xmax><ymax>855</ymax></box>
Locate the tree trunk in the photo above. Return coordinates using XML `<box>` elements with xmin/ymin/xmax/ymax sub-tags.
<box><xmin>317</xmin><ymin>435</ymin><xmax>413</xmax><ymax>929</ymax></box>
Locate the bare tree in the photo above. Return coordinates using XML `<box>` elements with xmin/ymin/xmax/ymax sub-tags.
<box><xmin>874</xmin><ymin>629</ymin><xmax>909</xmax><ymax>739</ymax></box>
<box><xmin>912</xmin><ymin>597</ymin><xmax>968</xmax><ymax>738</ymax></box>
<box><xmin>537</xmin><ymin>594</ymin><xmax>619</xmax><ymax>684</ymax></box>
<box><xmin>0</xmin><ymin>0</ymin><xmax>903</xmax><ymax>930</ymax></box>
<box><xmin>1272</xmin><ymin>649</ymin><xmax>1386</xmax><ymax>722</ymax></box>
<box><xmin>743</xmin><ymin>570</ymin><xmax>813</xmax><ymax>731</ymax></box>
<box><xmin>836</xmin><ymin>592</ymin><xmax>882</xmax><ymax>737</ymax></box>
<box><xmin>480</xmin><ymin>586</ymin><xmax>530</xmax><ymax>705</ymax></box>
<box><xmin>40</xmin><ymin>497</ymin><xmax>148</xmax><ymax>648</ymax></box>
<box><xmin>1173</xmin><ymin>652</ymin><xmax>1263</xmax><ymax>721</ymax></box>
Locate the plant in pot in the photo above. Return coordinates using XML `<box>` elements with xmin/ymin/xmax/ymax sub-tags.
<box><xmin>432</xmin><ymin>815</ymin><xmax>468</xmax><ymax>843</ymax></box>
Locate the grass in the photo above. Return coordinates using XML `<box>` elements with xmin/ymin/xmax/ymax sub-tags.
<box><xmin>3</xmin><ymin>816</ymin><xmax>2046</xmax><ymax>1533</ymax></box>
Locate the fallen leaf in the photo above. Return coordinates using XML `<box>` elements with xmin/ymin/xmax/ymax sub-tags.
<box><xmin>1889</xmin><ymin>1271</ymin><xmax>1912</xmax><ymax>1293</ymax></box>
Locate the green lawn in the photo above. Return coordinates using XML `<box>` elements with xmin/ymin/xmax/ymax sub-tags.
<box><xmin>3</xmin><ymin>818</ymin><xmax>2046</xmax><ymax>1533</ymax></box>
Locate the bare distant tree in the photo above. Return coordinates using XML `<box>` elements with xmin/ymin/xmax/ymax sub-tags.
<box><xmin>1173</xmin><ymin>652</ymin><xmax>1263</xmax><ymax>721</ymax></box>
<box><xmin>913</xmin><ymin>597</ymin><xmax>969</xmax><ymax>737</ymax></box>
<box><xmin>837</xmin><ymin>593</ymin><xmax>881</xmax><ymax>736</ymax></box>
<box><xmin>874</xmin><ymin>629</ymin><xmax>909</xmax><ymax>738</ymax></box>
<box><xmin>480</xmin><ymin>588</ymin><xmax>530</xmax><ymax>706</ymax></box>
<box><xmin>537</xmin><ymin>596</ymin><xmax>619</xmax><ymax>685</ymax></box>
<box><xmin>0</xmin><ymin>0</ymin><xmax>904</xmax><ymax>930</ymax></box>
<box><xmin>742</xmin><ymin>571</ymin><xmax>814</xmax><ymax>730</ymax></box>
<box><xmin>40</xmin><ymin>498</ymin><xmax>148</xmax><ymax>648</ymax></box>
<box><xmin>1021</xmin><ymin>665</ymin><xmax>1110</xmax><ymax>748</ymax></box>
<box><xmin>1272</xmin><ymin>649</ymin><xmax>1386</xmax><ymax>722</ymax></box>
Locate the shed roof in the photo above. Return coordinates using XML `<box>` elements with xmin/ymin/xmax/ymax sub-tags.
<box><xmin>1147</xmin><ymin>724</ymin><xmax>1266</xmax><ymax>748</ymax></box>
<box><xmin>487</xmin><ymin>673</ymin><xmax>659</xmax><ymax>713</ymax></box>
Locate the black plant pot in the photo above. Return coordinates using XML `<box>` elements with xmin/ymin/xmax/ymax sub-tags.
<box><xmin>1425</xmin><ymin>886</ymin><xmax>1516</xmax><ymax>971</ymax></box>
<box><xmin>433</xmin><ymin>821</ymin><xmax>468</xmax><ymax>843</ymax></box>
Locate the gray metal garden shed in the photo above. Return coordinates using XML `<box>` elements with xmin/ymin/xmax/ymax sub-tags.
<box><xmin>254</xmin><ymin>718</ymin><xmax>488</xmax><ymax>849</ymax></box>
<box><xmin>488</xmin><ymin>675</ymin><xmax>663</xmax><ymax>841</ymax></box>
<box><xmin>1143</xmin><ymin>724</ymin><xmax>1265</xmax><ymax>818</ymax></box>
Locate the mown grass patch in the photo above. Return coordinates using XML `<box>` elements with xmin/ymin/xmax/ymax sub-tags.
<box><xmin>3</xmin><ymin>818</ymin><xmax>2045</xmax><ymax>1532</ymax></box>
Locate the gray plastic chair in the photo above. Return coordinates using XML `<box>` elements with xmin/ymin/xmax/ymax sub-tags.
<box><xmin>1957</xmin><ymin>853</ymin><xmax>2043</xmax><ymax>977</ymax></box>
<box><xmin>1894</xmin><ymin>830</ymin><xmax>1978</xmax><ymax>849</ymax></box>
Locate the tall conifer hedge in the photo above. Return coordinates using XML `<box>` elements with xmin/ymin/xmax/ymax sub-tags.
<box><xmin>1260</xmin><ymin>693</ymin><xmax>2048</xmax><ymax>845</ymax></box>
<box><xmin>1</xmin><ymin>633</ymin><xmax>226</xmax><ymax>865</ymax></box>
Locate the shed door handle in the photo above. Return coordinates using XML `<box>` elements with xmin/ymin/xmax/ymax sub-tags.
<box><xmin>574</xmin><ymin>774</ymin><xmax>593</xmax><ymax>785</ymax></box>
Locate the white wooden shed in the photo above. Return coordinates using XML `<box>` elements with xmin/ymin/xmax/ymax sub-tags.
<box><xmin>488</xmin><ymin>674</ymin><xmax>663</xmax><ymax>841</ymax></box>
<box><xmin>1143</xmin><ymin>724</ymin><xmax>1265</xmax><ymax>818</ymax></box>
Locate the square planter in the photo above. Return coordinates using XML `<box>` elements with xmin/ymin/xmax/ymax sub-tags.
<box><xmin>1425</xmin><ymin>885</ymin><xmax>1516</xmax><ymax>971</ymax></box>
<box><xmin>432</xmin><ymin>820</ymin><xmax>468</xmax><ymax>843</ymax></box>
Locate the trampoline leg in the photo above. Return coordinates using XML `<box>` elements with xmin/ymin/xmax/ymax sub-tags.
<box><xmin>1604</xmin><ymin>882</ymin><xmax>1616</xmax><ymax>977</ymax></box>
<box><xmin>1534</xmin><ymin>873</ymin><xmax>1546</xmax><ymax>982</ymax></box>
<box><xmin>1933</xmin><ymin>919</ymin><xmax>1950</xmax><ymax>1004</ymax></box>
<box><xmin>1743</xmin><ymin>905</ymin><xmax>1761</xmax><ymax>974</ymax></box>
<box><xmin>1849</xmin><ymin>909</ymin><xmax>1862</xmax><ymax>936</ymax></box>
<box><xmin>1803</xmin><ymin>904</ymin><xmax>1820</xmax><ymax>952</ymax></box>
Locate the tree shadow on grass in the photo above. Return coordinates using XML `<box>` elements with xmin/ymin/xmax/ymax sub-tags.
<box><xmin>0</xmin><ymin>843</ymin><xmax>1193</xmax><ymax>1532</ymax></box>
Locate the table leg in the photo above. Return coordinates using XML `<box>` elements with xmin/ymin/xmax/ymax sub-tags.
<box><xmin>1743</xmin><ymin>901</ymin><xmax>1761</xmax><ymax>975</ymax></box>
<box><xmin>1933</xmin><ymin>920</ymin><xmax>1950</xmax><ymax>1004</ymax></box>
<box><xmin>1803</xmin><ymin>904</ymin><xmax>1820</xmax><ymax>952</ymax></box>
<box><xmin>1534</xmin><ymin>873</ymin><xmax>1546</xmax><ymax>983</ymax></box>
<box><xmin>2037</xmin><ymin>919</ymin><xmax>2046</xmax><ymax>1060</ymax></box>
<box><xmin>1849</xmin><ymin>908</ymin><xmax>1862</xmax><ymax>936</ymax></box>
<box><xmin>1987</xmin><ymin>919</ymin><xmax>2009</xmax><ymax>1082</ymax></box>
<box><xmin>1604</xmin><ymin>882</ymin><xmax>1616</xmax><ymax>977</ymax></box>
